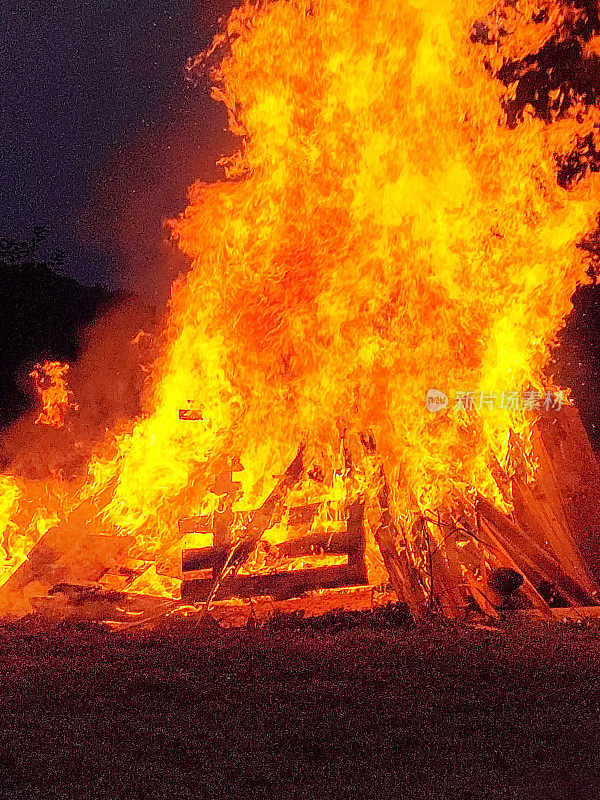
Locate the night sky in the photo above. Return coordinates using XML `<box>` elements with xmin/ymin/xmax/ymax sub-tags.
<box><xmin>0</xmin><ymin>0</ymin><xmax>236</xmax><ymax>301</ymax></box>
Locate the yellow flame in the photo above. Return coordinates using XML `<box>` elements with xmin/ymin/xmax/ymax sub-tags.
<box><xmin>1</xmin><ymin>0</ymin><xmax>600</xmax><ymax>606</ymax></box>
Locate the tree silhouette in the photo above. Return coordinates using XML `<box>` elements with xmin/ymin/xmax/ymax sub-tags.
<box><xmin>0</xmin><ymin>229</ymin><xmax>118</xmax><ymax>427</ymax></box>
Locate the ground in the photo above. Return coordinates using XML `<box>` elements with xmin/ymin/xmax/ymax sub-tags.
<box><xmin>0</xmin><ymin>619</ymin><xmax>599</xmax><ymax>800</ymax></box>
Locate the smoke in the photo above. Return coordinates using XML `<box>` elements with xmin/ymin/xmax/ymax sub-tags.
<box><xmin>0</xmin><ymin>294</ymin><xmax>159</xmax><ymax>480</ymax></box>
<box><xmin>77</xmin><ymin>1</ymin><xmax>239</xmax><ymax>304</ymax></box>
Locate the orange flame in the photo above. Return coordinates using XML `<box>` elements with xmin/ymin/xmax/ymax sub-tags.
<box><xmin>2</xmin><ymin>0</ymin><xmax>600</xmax><ymax>607</ymax></box>
<box><xmin>30</xmin><ymin>361</ymin><xmax>78</xmax><ymax>428</ymax></box>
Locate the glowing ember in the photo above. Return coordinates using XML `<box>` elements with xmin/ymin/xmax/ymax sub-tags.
<box><xmin>2</xmin><ymin>0</ymin><xmax>600</xmax><ymax>612</ymax></box>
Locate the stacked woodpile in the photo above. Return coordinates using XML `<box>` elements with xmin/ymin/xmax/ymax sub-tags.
<box><xmin>1</xmin><ymin>407</ymin><xmax>599</xmax><ymax>627</ymax></box>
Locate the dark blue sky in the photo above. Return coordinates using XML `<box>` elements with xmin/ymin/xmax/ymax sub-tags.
<box><xmin>0</xmin><ymin>0</ymin><xmax>236</xmax><ymax>300</ymax></box>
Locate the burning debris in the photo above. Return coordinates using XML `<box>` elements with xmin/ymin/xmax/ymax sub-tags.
<box><xmin>2</xmin><ymin>0</ymin><xmax>600</xmax><ymax>627</ymax></box>
<box><xmin>30</xmin><ymin>362</ymin><xmax>78</xmax><ymax>428</ymax></box>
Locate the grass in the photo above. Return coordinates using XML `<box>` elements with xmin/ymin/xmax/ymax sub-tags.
<box><xmin>0</xmin><ymin>619</ymin><xmax>599</xmax><ymax>799</ymax></box>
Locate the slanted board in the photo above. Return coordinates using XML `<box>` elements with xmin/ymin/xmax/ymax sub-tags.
<box><xmin>0</xmin><ymin>524</ymin><xmax>134</xmax><ymax>617</ymax></box>
<box><xmin>477</xmin><ymin>495</ymin><xmax>588</xmax><ymax>614</ymax></box>
<box><xmin>30</xmin><ymin>586</ymin><xmax>175</xmax><ymax>623</ymax></box>
<box><xmin>533</xmin><ymin>406</ymin><xmax>600</xmax><ymax>589</ymax></box>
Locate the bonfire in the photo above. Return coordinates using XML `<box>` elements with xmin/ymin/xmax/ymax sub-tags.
<box><xmin>2</xmin><ymin>0</ymin><xmax>600</xmax><ymax>627</ymax></box>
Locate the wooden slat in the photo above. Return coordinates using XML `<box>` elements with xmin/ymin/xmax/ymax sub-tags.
<box><xmin>512</xmin><ymin>477</ymin><xmax>598</xmax><ymax>595</ymax></box>
<box><xmin>533</xmin><ymin>406</ymin><xmax>600</xmax><ymax>587</ymax></box>
<box><xmin>181</xmin><ymin>564</ymin><xmax>368</xmax><ymax>602</ymax></box>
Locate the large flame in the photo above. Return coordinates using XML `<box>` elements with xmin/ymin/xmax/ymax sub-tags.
<box><xmin>1</xmin><ymin>0</ymin><xmax>600</xmax><ymax>607</ymax></box>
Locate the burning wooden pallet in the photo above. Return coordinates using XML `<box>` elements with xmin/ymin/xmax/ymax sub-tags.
<box><xmin>180</xmin><ymin>500</ymin><xmax>368</xmax><ymax>602</ymax></box>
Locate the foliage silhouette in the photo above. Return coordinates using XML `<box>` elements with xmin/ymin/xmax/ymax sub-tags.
<box><xmin>0</xmin><ymin>229</ymin><xmax>119</xmax><ymax>427</ymax></box>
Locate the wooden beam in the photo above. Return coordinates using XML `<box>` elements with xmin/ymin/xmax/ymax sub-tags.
<box><xmin>533</xmin><ymin>406</ymin><xmax>600</xmax><ymax>587</ymax></box>
<box><xmin>181</xmin><ymin>563</ymin><xmax>368</xmax><ymax>603</ymax></box>
<box><xmin>476</xmin><ymin>495</ymin><xmax>580</xmax><ymax>617</ymax></box>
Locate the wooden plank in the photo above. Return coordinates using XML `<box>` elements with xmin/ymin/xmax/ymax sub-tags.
<box><xmin>178</xmin><ymin>515</ymin><xmax>211</xmax><ymax>535</ymax></box>
<box><xmin>464</xmin><ymin>573</ymin><xmax>500</xmax><ymax>618</ymax></box>
<box><xmin>372</xmin><ymin>512</ymin><xmax>427</xmax><ymax>620</ymax></box>
<box><xmin>182</xmin><ymin>546</ymin><xmax>228</xmax><ymax>573</ymax></box>
<box><xmin>429</xmin><ymin>546</ymin><xmax>466</xmax><ymax>618</ymax></box>
<box><xmin>182</xmin><ymin>530</ymin><xmax>352</xmax><ymax>571</ymax></box>
<box><xmin>421</xmin><ymin>511</ymin><xmax>478</xmax><ymax>619</ymax></box>
<box><xmin>533</xmin><ymin>406</ymin><xmax>600</xmax><ymax>586</ymax></box>
<box><xmin>178</xmin><ymin>409</ymin><xmax>203</xmax><ymax>420</ymax></box>
<box><xmin>30</xmin><ymin>586</ymin><xmax>176</xmax><ymax>623</ymax></box>
<box><xmin>0</xmin><ymin>527</ymin><xmax>134</xmax><ymax>617</ymax></box>
<box><xmin>190</xmin><ymin>447</ymin><xmax>306</xmax><ymax>608</ymax></box>
<box><xmin>204</xmin><ymin>587</ymin><xmax>397</xmax><ymax>627</ymax></box>
<box><xmin>101</xmin><ymin>557</ymin><xmax>154</xmax><ymax>589</ymax></box>
<box><xmin>479</xmin><ymin>520</ymin><xmax>553</xmax><ymax>618</ymax></box>
<box><xmin>550</xmin><ymin>606</ymin><xmax>600</xmax><ymax>621</ymax></box>
<box><xmin>477</xmin><ymin>496</ymin><xmax>575</xmax><ymax>617</ymax></box>
<box><xmin>278</xmin><ymin>531</ymin><xmax>352</xmax><ymax>558</ymax></box>
<box><xmin>288</xmin><ymin>504</ymin><xmax>320</xmax><ymax>526</ymax></box>
<box><xmin>512</xmin><ymin>476</ymin><xmax>598</xmax><ymax>596</ymax></box>
<box><xmin>181</xmin><ymin>564</ymin><xmax>368</xmax><ymax>602</ymax></box>
<box><xmin>478</xmin><ymin>495</ymin><xmax>596</xmax><ymax>607</ymax></box>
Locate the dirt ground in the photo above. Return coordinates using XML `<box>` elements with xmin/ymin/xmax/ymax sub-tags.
<box><xmin>0</xmin><ymin>618</ymin><xmax>599</xmax><ymax>800</ymax></box>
